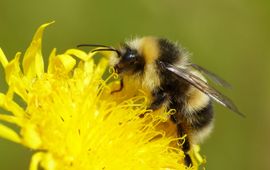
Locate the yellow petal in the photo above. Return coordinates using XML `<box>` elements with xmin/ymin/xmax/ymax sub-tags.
<box><xmin>48</xmin><ymin>50</ymin><xmax>77</xmax><ymax>74</ymax></box>
<box><xmin>0</xmin><ymin>93</ymin><xmax>26</xmax><ymax>117</ymax></box>
<box><xmin>57</xmin><ymin>54</ymin><xmax>76</xmax><ymax>73</ymax></box>
<box><xmin>22</xmin><ymin>22</ymin><xmax>54</xmax><ymax>79</ymax></box>
<box><xmin>195</xmin><ymin>145</ymin><xmax>206</xmax><ymax>164</ymax></box>
<box><xmin>90</xmin><ymin>47</ymin><xmax>115</xmax><ymax>58</ymax></box>
<box><xmin>0</xmin><ymin>48</ymin><xmax>8</xmax><ymax>68</ymax></box>
<box><xmin>65</xmin><ymin>49</ymin><xmax>88</xmax><ymax>61</ymax></box>
<box><xmin>40</xmin><ymin>153</ymin><xmax>56</xmax><ymax>170</ymax></box>
<box><xmin>30</xmin><ymin>152</ymin><xmax>56</xmax><ymax>170</ymax></box>
<box><xmin>0</xmin><ymin>123</ymin><xmax>21</xmax><ymax>143</ymax></box>
<box><xmin>3</xmin><ymin>53</ymin><xmax>28</xmax><ymax>100</ymax></box>
<box><xmin>29</xmin><ymin>152</ymin><xmax>44</xmax><ymax>170</ymax></box>
<box><xmin>4</xmin><ymin>52</ymin><xmax>22</xmax><ymax>85</ymax></box>
<box><xmin>47</xmin><ymin>48</ymin><xmax>57</xmax><ymax>73</ymax></box>
<box><xmin>0</xmin><ymin>114</ymin><xmax>22</xmax><ymax>126</ymax></box>
<box><xmin>21</xmin><ymin>124</ymin><xmax>42</xmax><ymax>149</ymax></box>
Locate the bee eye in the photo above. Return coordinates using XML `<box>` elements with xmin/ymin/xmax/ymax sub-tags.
<box><xmin>123</xmin><ymin>49</ymin><xmax>138</xmax><ymax>63</ymax></box>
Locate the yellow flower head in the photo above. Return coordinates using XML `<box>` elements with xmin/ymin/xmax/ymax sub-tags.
<box><xmin>0</xmin><ymin>23</ymin><xmax>203</xmax><ymax>170</ymax></box>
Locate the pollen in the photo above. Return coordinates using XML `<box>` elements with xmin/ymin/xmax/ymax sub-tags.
<box><xmin>0</xmin><ymin>22</ymin><xmax>203</xmax><ymax>170</ymax></box>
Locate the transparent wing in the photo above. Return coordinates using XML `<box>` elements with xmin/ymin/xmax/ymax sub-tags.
<box><xmin>163</xmin><ymin>62</ymin><xmax>244</xmax><ymax>117</ymax></box>
<box><xmin>191</xmin><ymin>63</ymin><xmax>232</xmax><ymax>88</ymax></box>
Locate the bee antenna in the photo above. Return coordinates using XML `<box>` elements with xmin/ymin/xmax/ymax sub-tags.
<box><xmin>91</xmin><ymin>48</ymin><xmax>121</xmax><ymax>57</ymax></box>
<box><xmin>76</xmin><ymin>44</ymin><xmax>111</xmax><ymax>48</ymax></box>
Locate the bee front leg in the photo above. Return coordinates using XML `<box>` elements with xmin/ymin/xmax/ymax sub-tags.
<box><xmin>111</xmin><ymin>79</ymin><xmax>124</xmax><ymax>94</ymax></box>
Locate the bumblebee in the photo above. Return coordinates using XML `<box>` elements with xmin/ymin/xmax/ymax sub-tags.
<box><xmin>78</xmin><ymin>37</ymin><xmax>243</xmax><ymax>166</ymax></box>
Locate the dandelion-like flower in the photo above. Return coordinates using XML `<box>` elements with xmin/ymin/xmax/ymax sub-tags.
<box><xmin>0</xmin><ymin>22</ymin><xmax>203</xmax><ymax>170</ymax></box>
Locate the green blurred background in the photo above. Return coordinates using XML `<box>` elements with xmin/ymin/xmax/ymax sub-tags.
<box><xmin>0</xmin><ymin>0</ymin><xmax>269</xmax><ymax>169</ymax></box>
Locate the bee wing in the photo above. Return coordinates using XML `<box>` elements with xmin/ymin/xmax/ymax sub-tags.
<box><xmin>191</xmin><ymin>63</ymin><xmax>232</xmax><ymax>88</ymax></box>
<box><xmin>163</xmin><ymin>62</ymin><xmax>244</xmax><ymax>117</ymax></box>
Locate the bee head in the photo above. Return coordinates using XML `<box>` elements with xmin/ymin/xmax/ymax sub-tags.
<box><xmin>112</xmin><ymin>37</ymin><xmax>163</xmax><ymax>75</ymax></box>
<box><xmin>113</xmin><ymin>45</ymin><xmax>145</xmax><ymax>75</ymax></box>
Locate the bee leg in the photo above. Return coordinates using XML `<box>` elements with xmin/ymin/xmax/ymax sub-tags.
<box><xmin>148</xmin><ymin>89</ymin><xmax>167</xmax><ymax>110</ymax></box>
<box><xmin>171</xmin><ymin>115</ymin><xmax>193</xmax><ymax>167</ymax></box>
<box><xmin>140</xmin><ymin>89</ymin><xmax>167</xmax><ymax>118</ymax></box>
<box><xmin>111</xmin><ymin>79</ymin><xmax>124</xmax><ymax>94</ymax></box>
<box><xmin>178</xmin><ymin>125</ymin><xmax>192</xmax><ymax>167</ymax></box>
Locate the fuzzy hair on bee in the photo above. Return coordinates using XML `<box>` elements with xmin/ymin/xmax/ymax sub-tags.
<box><xmin>78</xmin><ymin>36</ymin><xmax>243</xmax><ymax>166</ymax></box>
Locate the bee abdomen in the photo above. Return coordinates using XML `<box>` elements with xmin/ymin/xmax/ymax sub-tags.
<box><xmin>190</xmin><ymin>102</ymin><xmax>213</xmax><ymax>129</ymax></box>
<box><xmin>188</xmin><ymin>102</ymin><xmax>214</xmax><ymax>144</ymax></box>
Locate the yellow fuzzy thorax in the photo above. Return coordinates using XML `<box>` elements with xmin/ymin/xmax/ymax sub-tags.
<box><xmin>0</xmin><ymin>22</ymin><xmax>204</xmax><ymax>170</ymax></box>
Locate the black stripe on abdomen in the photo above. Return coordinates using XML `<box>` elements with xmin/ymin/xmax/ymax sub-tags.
<box><xmin>191</xmin><ymin>102</ymin><xmax>214</xmax><ymax>130</ymax></box>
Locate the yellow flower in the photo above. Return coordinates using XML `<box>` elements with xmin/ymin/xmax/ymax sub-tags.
<box><xmin>0</xmin><ymin>22</ymin><xmax>204</xmax><ymax>170</ymax></box>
